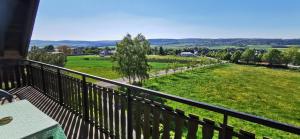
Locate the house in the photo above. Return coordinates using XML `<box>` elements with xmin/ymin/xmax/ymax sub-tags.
<box><xmin>0</xmin><ymin>1</ymin><xmax>298</xmax><ymax>139</ymax></box>
<box><xmin>99</xmin><ymin>50</ymin><xmax>115</xmax><ymax>56</ymax></box>
<box><xmin>180</xmin><ymin>52</ymin><xmax>195</xmax><ymax>57</ymax></box>
<box><xmin>70</xmin><ymin>47</ymin><xmax>83</xmax><ymax>55</ymax></box>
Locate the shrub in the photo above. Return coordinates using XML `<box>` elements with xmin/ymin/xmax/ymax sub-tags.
<box><xmin>28</xmin><ymin>49</ymin><xmax>66</xmax><ymax>67</ymax></box>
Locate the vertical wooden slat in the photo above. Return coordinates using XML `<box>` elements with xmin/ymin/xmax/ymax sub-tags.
<box><xmin>44</xmin><ymin>70</ymin><xmax>48</xmax><ymax>94</ymax></box>
<box><xmin>202</xmin><ymin>119</ymin><xmax>215</xmax><ymax>139</ymax></box>
<box><xmin>98</xmin><ymin>87</ymin><xmax>103</xmax><ymax>129</ymax></box>
<box><xmin>67</xmin><ymin>76</ymin><xmax>72</xmax><ymax>106</ymax></box>
<box><xmin>219</xmin><ymin>125</ymin><xmax>233</xmax><ymax>139</ymax></box>
<box><xmin>54</xmin><ymin>70</ymin><xmax>58</xmax><ymax>100</ymax></box>
<box><xmin>71</xmin><ymin>77</ymin><xmax>76</xmax><ymax>110</ymax></box>
<box><xmin>103</xmin><ymin>88</ymin><xmax>109</xmax><ymax>132</ymax></box>
<box><xmin>162</xmin><ymin>106</ymin><xmax>173</xmax><ymax>139</ymax></box>
<box><xmin>97</xmin><ymin>87</ymin><xmax>104</xmax><ymax>139</ymax></box>
<box><xmin>77</xmin><ymin>79</ymin><xmax>81</xmax><ymax>113</ymax></box>
<box><xmin>62</xmin><ymin>75</ymin><xmax>66</xmax><ymax>105</ymax></box>
<box><xmin>52</xmin><ymin>69</ymin><xmax>59</xmax><ymax>101</ymax></box>
<box><xmin>152</xmin><ymin>105</ymin><xmax>160</xmax><ymax>139</ymax></box>
<box><xmin>26</xmin><ymin>65</ymin><xmax>31</xmax><ymax>85</ymax></box>
<box><xmin>174</xmin><ymin>109</ymin><xmax>185</xmax><ymax>139</ymax></box>
<box><xmin>57</xmin><ymin>69</ymin><xmax>64</xmax><ymax>105</ymax></box>
<box><xmin>88</xmin><ymin>83</ymin><xmax>94</xmax><ymax>121</ymax></box>
<box><xmin>3</xmin><ymin>67</ymin><xmax>9</xmax><ymax>90</ymax></box>
<box><xmin>134</xmin><ymin>100</ymin><xmax>142</xmax><ymax>139</ymax></box>
<box><xmin>20</xmin><ymin>65</ymin><xmax>26</xmax><ymax>86</ymax></box>
<box><xmin>10</xmin><ymin>66</ymin><xmax>16</xmax><ymax>89</ymax></box>
<box><xmin>120</xmin><ymin>94</ymin><xmax>127</xmax><ymax>139</ymax></box>
<box><xmin>108</xmin><ymin>89</ymin><xmax>114</xmax><ymax>136</ymax></box>
<box><xmin>66</xmin><ymin>76</ymin><xmax>70</xmax><ymax>106</ymax></box>
<box><xmin>72</xmin><ymin>78</ymin><xmax>78</xmax><ymax>112</ymax></box>
<box><xmin>187</xmin><ymin>114</ymin><xmax>199</xmax><ymax>139</ymax></box>
<box><xmin>77</xmin><ymin>79</ymin><xmax>82</xmax><ymax>114</ymax></box>
<box><xmin>49</xmin><ymin>69</ymin><xmax>53</xmax><ymax>98</ymax></box>
<box><xmin>45</xmin><ymin>70</ymin><xmax>49</xmax><ymax>96</ymax></box>
<box><xmin>49</xmin><ymin>70</ymin><xmax>53</xmax><ymax>97</ymax></box>
<box><xmin>143</xmin><ymin>102</ymin><xmax>151</xmax><ymax>139</ymax></box>
<box><xmin>15</xmin><ymin>65</ymin><xmax>21</xmax><ymax>87</ymax></box>
<box><xmin>238</xmin><ymin>130</ymin><xmax>255</xmax><ymax>139</ymax></box>
<box><xmin>68</xmin><ymin>77</ymin><xmax>72</xmax><ymax>108</ymax></box>
<box><xmin>69</xmin><ymin>77</ymin><xmax>73</xmax><ymax>107</ymax></box>
<box><xmin>0</xmin><ymin>68</ymin><xmax>3</xmax><ymax>89</ymax></box>
<box><xmin>93</xmin><ymin>85</ymin><xmax>99</xmax><ymax>125</ymax></box>
<box><xmin>114</xmin><ymin>92</ymin><xmax>120</xmax><ymax>139</ymax></box>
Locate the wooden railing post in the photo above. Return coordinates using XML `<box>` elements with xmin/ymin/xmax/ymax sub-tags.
<box><xmin>127</xmin><ymin>88</ymin><xmax>133</xmax><ymax>139</ymax></box>
<box><xmin>222</xmin><ymin>114</ymin><xmax>228</xmax><ymax>139</ymax></box>
<box><xmin>82</xmin><ymin>76</ymin><xmax>89</xmax><ymax>121</ymax></box>
<box><xmin>57</xmin><ymin>69</ymin><xmax>64</xmax><ymax>105</ymax></box>
<box><xmin>220</xmin><ymin>114</ymin><xmax>234</xmax><ymax>139</ymax></box>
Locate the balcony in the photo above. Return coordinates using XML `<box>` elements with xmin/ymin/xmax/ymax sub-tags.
<box><xmin>0</xmin><ymin>59</ymin><xmax>299</xmax><ymax>139</ymax></box>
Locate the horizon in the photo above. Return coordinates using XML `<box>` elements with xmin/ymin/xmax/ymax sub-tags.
<box><xmin>32</xmin><ymin>0</ymin><xmax>300</xmax><ymax>40</ymax></box>
<box><xmin>32</xmin><ymin>38</ymin><xmax>300</xmax><ymax>42</ymax></box>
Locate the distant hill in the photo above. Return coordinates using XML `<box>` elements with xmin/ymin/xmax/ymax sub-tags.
<box><xmin>30</xmin><ymin>40</ymin><xmax>119</xmax><ymax>47</ymax></box>
<box><xmin>30</xmin><ymin>39</ymin><xmax>300</xmax><ymax>48</ymax></box>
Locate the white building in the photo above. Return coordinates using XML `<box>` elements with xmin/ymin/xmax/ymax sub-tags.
<box><xmin>180</xmin><ymin>52</ymin><xmax>194</xmax><ymax>57</ymax></box>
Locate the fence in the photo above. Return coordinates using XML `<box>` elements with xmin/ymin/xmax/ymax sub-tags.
<box><xmin>1</xmin><ymin>59</ymin><xmax>299</xmax><ymax>139</ymax></box>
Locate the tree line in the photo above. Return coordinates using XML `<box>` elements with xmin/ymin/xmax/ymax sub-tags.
<box><xmin>208</xmin><ymin>47</ymin><xmax>300</xmax><ymax>66</ymax></box>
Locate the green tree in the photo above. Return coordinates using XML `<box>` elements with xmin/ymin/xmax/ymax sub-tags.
<box><xmin>57</xmin><ymin>45</ymin><xmax>72</xmax><ymax>55</ymax></box>
<box><xmin>171</xmin><ymin>62</ymin><xmax>179</xmax><ymax>73</ymax></box>
<box><xmin>43</xmin><ymin>45</ymin><xmax>55</xmax><ymax>52</ymax></box>
<box><xmin>256</xmin><ymin>53</ymin><xmax>264</xmax><ymax>63</ymax></box>
<box><xmin>112</xmin><ymin>34</ymin><xmax>150</xmax><ymax>84</ymax></box>
<box><xmin>295</xmin><ymin>53</ymin><xmax>300</xmax><ymax>65</ymax></box>
<box><xmin>282</xmin><ymin>47</ymin><xmax>299</xmax><ymax>66</ymax></box>
<box><xmin>159</xmin><ymin>46</ymin><xmax>165</xmax><ymax>55</ymax></box>
<box><xmin>230</xmin><ymin>51</ymin><xmax>242</xmax><ymax>63</ymax></box>
<box><xmin>263</xmin><ymin>49</ymin><xmax>283</xmax><ymax>66</ymax></box>
<box><xmin>223</xmin><ymin>52</ymin><xmax>232</xmax><ymax>60</ymax></box>
<box><xmin>154</xmin><ymin>47</ymin><xmax>159</xmax><ymax>55</ymax></box>
<box><xmin>241</xmin><ymin>49</ymin><xmax>255</xmax><ymax>64</ymax></box>
<box><xmin>165</xmin><ymin>67</ymin><xmax>169</xmax><ymax>75</ymax></box>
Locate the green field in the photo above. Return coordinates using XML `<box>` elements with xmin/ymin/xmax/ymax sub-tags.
<box><xmin>144</xmin><ymin>64</ymin><xmax>300</xmax><ymax>138</ymax></box>
<box><xmin>65</xmin><ymin>55</ymin><xmax>185</xmax><ymax>79</ymax></box>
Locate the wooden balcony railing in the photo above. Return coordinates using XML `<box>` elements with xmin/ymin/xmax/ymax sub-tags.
<box><xmin>0</xmin><ymin>59</ymin><xmax>299</xmax><ymax>139</ymax></box>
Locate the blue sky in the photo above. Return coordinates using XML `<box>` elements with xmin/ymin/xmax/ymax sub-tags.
<box><xmin>32</xmin><ymin>0</ymin><xmax>300</xmax><ymax>40</ymax></box>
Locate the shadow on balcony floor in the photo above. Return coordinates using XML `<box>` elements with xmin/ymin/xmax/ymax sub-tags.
<box><xmin>2</xmin><ymin>86</ymin><xmax>109</xmax><ymax>139</ymax></box>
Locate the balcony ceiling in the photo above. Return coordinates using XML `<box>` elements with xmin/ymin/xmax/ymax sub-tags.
<box><xmin>0</xmin><ymin>0</ymin><xmax>39</xmax><ymax>59</ymax></box>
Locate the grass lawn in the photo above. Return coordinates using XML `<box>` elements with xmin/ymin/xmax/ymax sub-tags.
<box><xmin>144</xmin><ymin>64</ymin><xmax>300</xmax><ymax>138</ymax></box>
<box><xmin>65</xmin><ymin>55</ymin><xmax>183</xmax><ymax>79</ymax></box>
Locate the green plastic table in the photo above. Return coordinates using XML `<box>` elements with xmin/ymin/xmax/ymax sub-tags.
<box><xmin>0</xmin><ymin>100</ymin><xmax>66</xmax><ymax>139</ymax></box>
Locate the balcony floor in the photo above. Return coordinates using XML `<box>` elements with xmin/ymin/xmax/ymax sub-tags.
<box><xmin>1</xmin><ymin>86</ymin><xmax>108</xmax><ymax>139</ymax></box>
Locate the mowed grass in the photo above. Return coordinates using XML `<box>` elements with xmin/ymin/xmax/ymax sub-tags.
<box><xmin>65</xmin><ymin>55</ymin><xmax>180</xmax><ymax>79</ymax></box>
<box><xmin>144</xmin><ymin>64</ymin><xmax>300</xmax><ymax>138</ymax></box>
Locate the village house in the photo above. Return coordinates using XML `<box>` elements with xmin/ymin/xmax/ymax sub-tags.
<box><xmin>180</xmin><ymin>51</ymin><xmax>195</xmax><ymax>57</ymax></box>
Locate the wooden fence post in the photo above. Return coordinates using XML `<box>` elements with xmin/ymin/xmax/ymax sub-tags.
<box><xmin>82</xmin><ymin>75</ymin><xmax>89</xmax><ymax>121</ymax></box>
